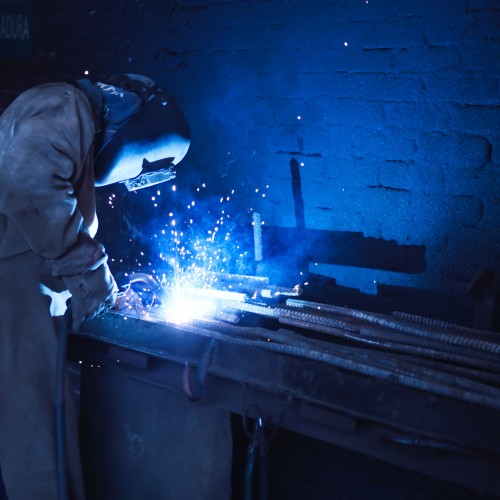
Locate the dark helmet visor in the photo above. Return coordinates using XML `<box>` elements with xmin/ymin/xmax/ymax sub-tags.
<box><xmin>94</xmin><ymin>85</ymin><xmax>190</xmax><ymax>189</ymax></box>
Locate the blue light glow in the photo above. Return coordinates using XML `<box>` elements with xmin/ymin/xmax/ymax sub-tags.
<box><xmin>128</xmin><ymin>182</ymin><xmax>262</xmax><ymax>323</ymax></box>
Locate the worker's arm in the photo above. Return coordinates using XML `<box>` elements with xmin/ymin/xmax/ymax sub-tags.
<box><xmin>0</xmin><ymin>85</ymin><xmax>117</xmax><ymax>331</ymax></box>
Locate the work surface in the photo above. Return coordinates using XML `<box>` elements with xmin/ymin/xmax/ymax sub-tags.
<box><xmin>70</xmin><ymin>298</ymin><xmax>500</xmax><ymax>496</ymax></box>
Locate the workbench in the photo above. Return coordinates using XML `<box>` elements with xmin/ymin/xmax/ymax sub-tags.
<box><xmin>69</xmin><ymin>299</ymin><xmax>500</xmax><ymax>498</ymax></box>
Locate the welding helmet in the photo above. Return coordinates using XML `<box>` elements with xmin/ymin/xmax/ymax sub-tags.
<box><xmin>93</xmin><ymin>73</ymin><xmax>190</xmax><ymax>191</ymax></box>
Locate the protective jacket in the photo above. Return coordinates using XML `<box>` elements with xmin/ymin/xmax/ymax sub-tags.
<box><xmin>0</xmin><ymin>83</ymin><xmax>101</xmax><ymax>261</ymax></box>
<box><xmin>0</xmin><ymin>82</ymin><xmax>116</xmax><ymax>499</ymax></box>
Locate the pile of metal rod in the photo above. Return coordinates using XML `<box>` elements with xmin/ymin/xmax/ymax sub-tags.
<box><xmin>122</xmin><ymin>273</ymin><xmax>500</xmax><ymax>410</ymax></box>
<box><xmin>207</xmin><ymin>295</ymin><xmax>500</xmax><ymax>410</ymax></box>
<box><xmin>208</xmin><ymin>294</ymin><xmax>500</xmax><ymax>410</ymax></box>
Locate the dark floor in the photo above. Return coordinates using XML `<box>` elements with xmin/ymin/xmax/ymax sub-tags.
<box><xmin>1</xmin><ymin>416</ymin><xmax>496</xmax><ymax>500</ymax></box>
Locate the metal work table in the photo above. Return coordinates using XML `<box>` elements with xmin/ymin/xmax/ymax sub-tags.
<box><xmin>69</xmin><ymin>300</ymin><xmax>500</xmax><ymax>497</ymax></box>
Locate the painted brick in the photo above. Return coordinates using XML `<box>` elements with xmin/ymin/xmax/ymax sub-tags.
<box><xmin>394</xmin><ymin>47</ymin><xmax>462</xmax><ymax>72</ymax></box>
<box><xmin>298</xmin><ymin>156</ymin><xmax>380</xmax><ymax>188</ymax></box>
<box><xmin>378</xmin><ymin>0</ymin><xmax>467</xmax><ymax>17</ymax></box>
<box><xmin>341</xmin><ymin>73</ymin><xmax>427</xmax><ymax>102</ymax></box>
<box><xmin>297</xmin><ymin>0</ymin><xmax>458</xmax><ymax>22</ymax></box>
<box><xmin>423</xmin><ymin>17</ymin><xmax>470</xmax><ymax>47</ymax></box>
<box><xmin>491</xmin><ymin>138</ymin><xmax>500</xmax><ymax>164</ymax></box>
<box><xmin>251</xmin><ymin>159</ymin><xmax>302</xmax><ymax>228</ymax></box>
<box><xmin>359</xmin><ymin>17</ymin><xmax>426</xmax><ymax>49</ymax></box>
<box><xmin>460</xmin><ymin>43</ymin><xmax>500</xmax><ymax>71</ymax></box>
<box><xmin>224</xmin><ymin>96</ymin><xmax>273</xmax><ymax>125</ymax></box>
<box><xmin>282</xmin><ymin>101</ymin><xmax>370</xmax><ymax>135</ymax></box>
<box><xmin>166</xmin><ymin>24</ymin><xmax>317</xmax><ymax>52</ymax></box>
<box><xmin>480</xmin><ymin>197</ymin><xmax>500</xmax><ymax>229</ymax></box>
<box><xmin>302</xmin><ymin>184</ymin><xmax>488</xmax><ymax>250</ymax></box>
<box><xmin>443</xmin><ymin>162</ymin><xmax>497</xmax><ymax>197</ymax></box>
<box><xmin>377</xmin><ymin>160</ymin><xmax>445</xmax><ymax>195</ymax></box>
<box><xmin>171</xmin><ymin>1</ymin><xmax>423</xmax><ymax>30</ymax></box>
<box><xmin>438</xmin><ymin>225</ymin><xmax>499</xmax><ymax>282</ymax></box>
<box><xmin>261</xmin><ymin>47</ymin><xmax>396</xmax><ymax>75</ymax></box>
<box><xmin>467</xmin><ymin>0</ymin><xmax>500</xmax><ymax>9</ymax></box>
<box><xmin>343</xmin><ymin>127</ymin><xmax>419</xmax><ymax>161</ymax></box>
<box><xmin>383</xmin><ymin>102</ymin><xmax>450</xmax><ymax>133</ymax></box>
<box><xmin>272</xmin><ymin>98</ymin><xmax>328</xmax><ymax>128</ymax></box>
<box><xmin>267</xmin><ymin>72</ymin><xmax>342</xmax><ymax>99</ymax></box>
<box><xmin>448</xmin><ymin>104</ymin><xmax>500</xmax><ymax>137</ymax></box>
<box><xmin>246</xmin><ymin>123</ymin><xmax>301</xmax><ymax>154</ymax></box>
<box><xmin>446</xmin><ymin>195</ymin><xmax>485</xmax><ymax>226</ymax></box>
<box><xmin>251</xmin><ymin>119</ymin><xmax>421</xmax><ymax>163</ymax></box>
<box><xmin>459</xmin><ymin>16</ymin><xmax>500</xmax><ymax>45</ymax></box>
<box><xmin>323</xmin><ymin>98</ymin><xmax>386</xmax><ymax>128</ymax></box>
<box><xmin>424</xmin><ymin>73</ymin><xmax>500</xmax><ymax>106</ymax></box>
<box><xmin>178</xmin><ymin>0</ymin><xmax>464</xmax><ymax>29</ymax></box>
<box><xmin>224</xmin><ymin>49</ymin><xmax>281</xmax><ymax>75</ymax></box>
<box><xmin>416</xmin><ymin>132</ymin><xmax>490</xmax><ymax>169</ymax></box>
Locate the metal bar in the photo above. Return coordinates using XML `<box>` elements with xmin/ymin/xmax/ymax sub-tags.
<box><xmin>286</xmin><ymin>299</ymin><xmax>500</xmax><ymax>355</ymax></box>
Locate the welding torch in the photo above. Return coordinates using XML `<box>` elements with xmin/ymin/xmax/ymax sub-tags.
<box><xmin>113</xmin><ymin>272</ymin><xmax>164</xmax><ymax>310</ymax></box>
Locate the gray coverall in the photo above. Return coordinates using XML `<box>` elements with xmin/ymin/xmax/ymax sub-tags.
<box><xmin>0</xmin><ymin>82</ymin><xmax>117</xmax><ymax>499</ymax></box>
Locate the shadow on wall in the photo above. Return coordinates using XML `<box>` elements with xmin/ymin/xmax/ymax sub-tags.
<box><xmin>266</xmin><ymin>158</ymin><xmax>426</xmax><ymax>276</ymax></box>
<box><xmin>254</xmin><ymin>157</ymin><xmax>481</xmax><ymax>327</ymax></box>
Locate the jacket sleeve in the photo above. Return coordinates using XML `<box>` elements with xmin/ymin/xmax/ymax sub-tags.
<box><xmin>0</xmin><ymin>85</ymin><xmax>105</xmax><ymax>276</ymax></box>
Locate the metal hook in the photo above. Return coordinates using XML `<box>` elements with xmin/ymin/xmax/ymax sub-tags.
<box><xmin>182</xmin><ymin>339</ymin><xmax>216</xmax><ymax>401</ymax></box>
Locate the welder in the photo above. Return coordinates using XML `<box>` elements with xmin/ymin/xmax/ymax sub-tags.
<box><xmin>0</xmin><ymin>73</ymin><xmax>190</xmax><ymax>499</ymax></box>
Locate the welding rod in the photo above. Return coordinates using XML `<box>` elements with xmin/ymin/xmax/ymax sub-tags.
<box><xmin>260</xmin><ymin>285</ymin><xmax>302</xmax><ymax>299</ymax></box>
<box><xmin>212</xmin><ymin>273</ymin><xmax>270</xmax><ymax>286</ymax></box>
<box><xmin>253</xmin><ymin>212</ymin><xmax>263</xmax><ymax>262</ymax></box>
<box><xmin>183</xmin><ymin>287</ymin><xmax>248</xmax><ymax>303</ymax></box>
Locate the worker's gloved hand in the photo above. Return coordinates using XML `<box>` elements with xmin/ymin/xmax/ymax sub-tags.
<box><xmin>63</xmin><ymin>263</ymin><xmax>118</xmax><ymax>333</ymax></box>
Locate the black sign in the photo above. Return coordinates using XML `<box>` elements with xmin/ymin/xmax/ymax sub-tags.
<box><xmin>0</xmin><ymin>0</ymin><xmax>32</xmax><ymax>58</ymax></box>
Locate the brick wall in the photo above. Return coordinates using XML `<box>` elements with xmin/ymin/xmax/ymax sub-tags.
<box><xmin>1</xmin><ymin>0</ymin><xmax>499</xmax><ymax>324</ymax></box>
